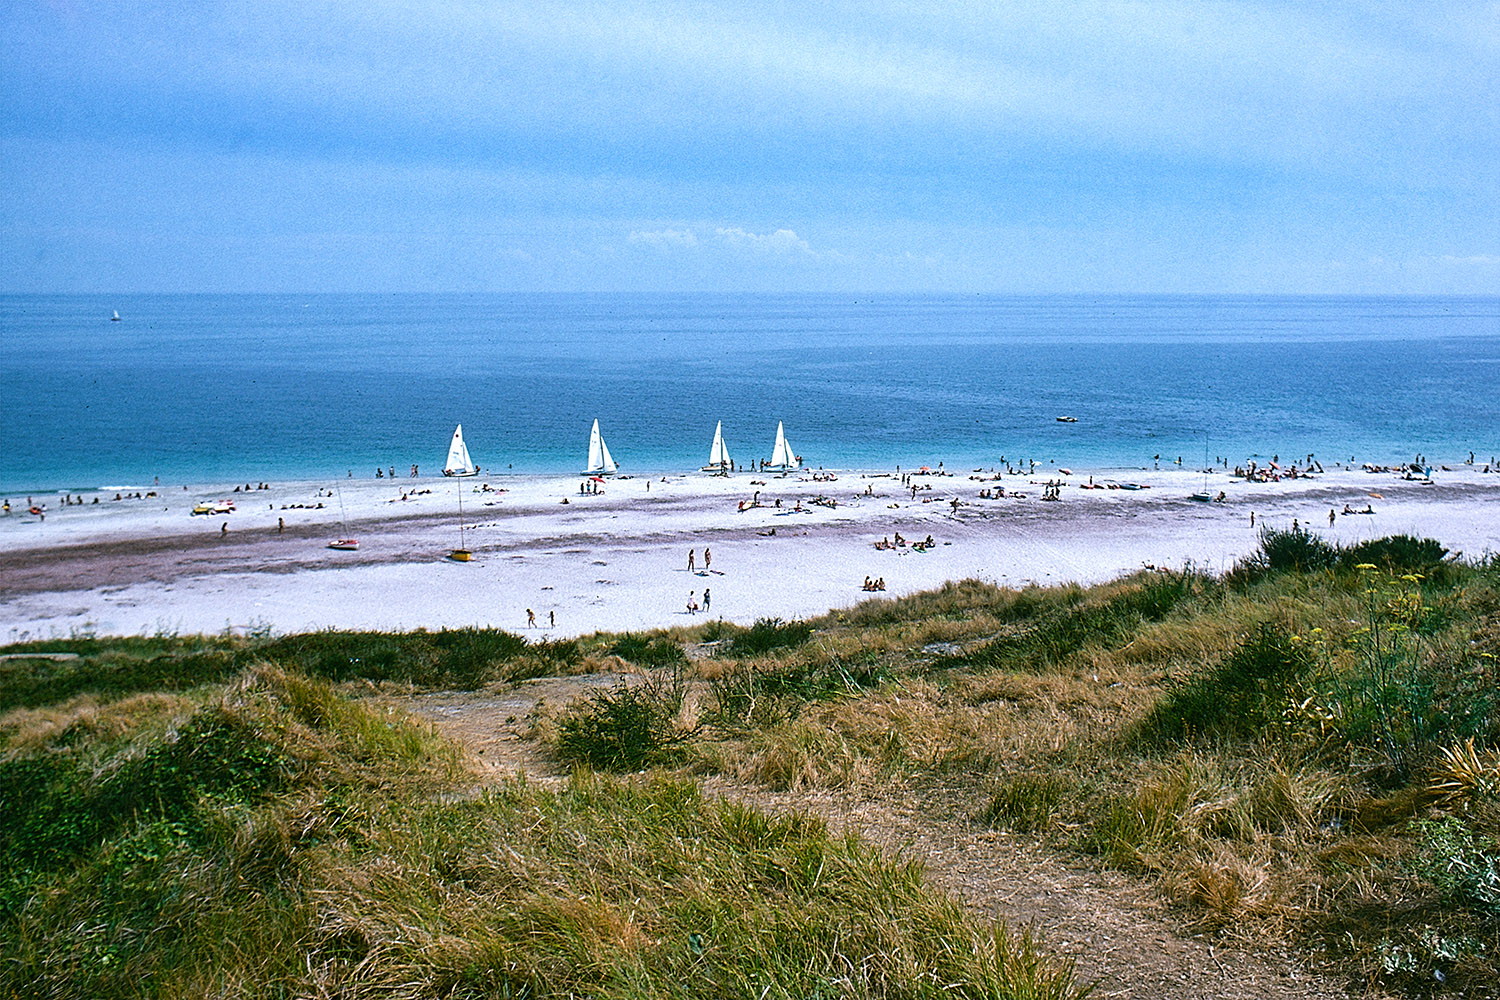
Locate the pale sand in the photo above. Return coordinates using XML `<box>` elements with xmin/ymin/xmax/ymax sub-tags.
<box><xmin>3</xmin><ymin>463</ymin><xmax>1497</xmax><ymax>641</ymax></box>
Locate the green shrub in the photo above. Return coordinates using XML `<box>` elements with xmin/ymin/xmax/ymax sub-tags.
<box><xmin>257</xmin><ymin>627</ymin><xmax>575</xmax><ymax>688</ymax></box>
<box><xmin>555</xmin><ymin>669</ymin><xmax>694</xmax><ymax>771</ymax></box>
<box><xmin>1261</xmin><ymin>525</ymin><xmax>1338</xmax><ymax>572</ymax></box>
<box><xmin>727</xmin><ymin>617</ymin><xmax>815</xmax><ymax>656</ymax></box>
<box><xmin>1343</xmin><ymin>535</ymin><xmax>1449</xmax><ymax>574</ymax></box>
<box><xmin>1135</xmin><ymin>622</ymin><xmax>1312</xmax><ymax>746</ymax></box>
<box><xmin>1322</xmin><ymin>572</ymin><xmax>1497</xmax><ymax>783</ymax></box>
<box><xmin>607</xmin><ymin>632</ymin><xmax>688</xmax><ymax>669</ymax></box>
<box><xmin>1405</xmin><ymin>817</ymin><xmax>1500</xmax><ymax>914</ymax></box>
<box><xmin>0</xmin><ymin>640</ymin><xmax>241</xmax><ymax>711</ymax></box>
<box><xmin>707</xmin><ymin>654</ymin><xmax>890</xmax><ymax>731</ymax></box>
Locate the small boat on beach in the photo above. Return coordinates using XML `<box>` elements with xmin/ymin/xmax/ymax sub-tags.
<box><xmin>448</xmin><ymin>480</ymin><xmax>472</xmax><ymax>562</ymax></box>
<box><xmin>767</xmin><ymin>421</ymin><xmax>800</xmax><ymax>471</ymax></box>
<box><xmin>582</xmin><ymin>419</ymin><xmax>618</xmax><ymax>476</ymax></box>
<box><xmin>329</xmin><ymin>486</ymin><xmax>358</xmax><ymax>550</ymax></box>
<box><xmin>1189</xmin><ymin>436</ymin><xmax>1212</xmax><ymax>501</ymax></box>
<box><xmin>443</xmin><ymin>424</ymin><xmax>479</xmax><ymax>477</ymax></box>
<box><xmin>701</xmin><ymin>420</ymin><xmax>732</xmax><ymax>473</ymax></box>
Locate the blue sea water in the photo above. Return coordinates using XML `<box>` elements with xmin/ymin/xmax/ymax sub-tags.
<box><xmin>2</xmin><ymin>294</ymin><xmax>1497</xmax><ymax>494</ymax></box>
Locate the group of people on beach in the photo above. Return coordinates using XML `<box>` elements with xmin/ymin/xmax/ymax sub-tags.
<box><xmin>1234</xmin><ymin>459</ymin><xmax>1323</xmax><ymax>483</ymax></box>
<box><xmin>861</xmin><ymin>577</ymin><xmax>887</xmax><ymax>591</ymax></box>
<box><xmin>874</xmin><ymin>533</ymin><xmax>934</xmax><ymax>551</ymax></box>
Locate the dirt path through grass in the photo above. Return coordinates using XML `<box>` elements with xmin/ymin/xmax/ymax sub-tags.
<box><xmin>392</xmin><ymin>680</ymin><xmax>1376</xmax><ymax>1000</ymax></box>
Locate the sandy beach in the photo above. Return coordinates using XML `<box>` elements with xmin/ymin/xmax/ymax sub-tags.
<box><xmin>3</xmin><ymin>461</ymin><xmax>1497</xmax><ymax>642</ymax></box>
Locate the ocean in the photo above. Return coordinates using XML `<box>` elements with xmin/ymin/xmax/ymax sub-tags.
<box><xmin>2</xmin><ymin>294</ymin><xmax>1497</xmax><ymax>494</ymax></box>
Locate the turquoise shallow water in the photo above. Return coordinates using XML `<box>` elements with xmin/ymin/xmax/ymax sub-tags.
<box><xmin>2</xmin><ymin>293</ymin><xmax>1497</xmax><ymax>493</ymax></box>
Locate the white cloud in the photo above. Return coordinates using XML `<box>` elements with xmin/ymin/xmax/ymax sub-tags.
<box><xmin>715</xmin><ymin>227</ymin><xmax>813</xmax><ymax>255</ymax></box>
<box><xmin>629</xmin><ymin>227</ymin><xmax>698</xmax><ymax>249</ymax></box>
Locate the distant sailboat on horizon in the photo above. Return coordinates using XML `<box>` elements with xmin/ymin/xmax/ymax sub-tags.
<box><xmin>702</xmin><ymin>420</ymin><xmax>732</xmax><ymax>473</ymax></box>
<box><xmin>443</xmin><ymin>424</ymin><xmax>479</xmax><ymax>477</ymax></box>
<box><xmin>110</xmin><ymin>310</ymin><xmax>121</xmax><ymax>322</ymax></box>
<box><xmin>582</xmin><ymin>419</ymin><xmax>618</xmax><ymax>475</ymax></box>
<box><xmin>767</xmin><ymin>421</ymin><xmax>800</xmax><ymax>471</ymax></box>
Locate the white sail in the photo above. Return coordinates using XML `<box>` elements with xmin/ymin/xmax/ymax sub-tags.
<box><xmin>444</xmin><ymin>424</ymin><xmax>477</xmax><ymax>476</ymax></box>
<box><xmin>585</xmin><ymin>419</ymin><xmax>618</xmax><ymax>474</ymax></box>
<box><xmin>768</xmin><ymin>421</ymin><xmax>799</xmax><ymax>469</ymax></box>
<box><xmin>706</xmin><ymin>420</ymin><xmax>731</xmax><ymax>470</ymax></box>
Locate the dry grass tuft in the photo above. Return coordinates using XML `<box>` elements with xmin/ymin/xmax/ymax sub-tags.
<box><xmin>1428</xmin><ymin>738</ymin><xmax>1500</xmax><ymax>808</ymax></box>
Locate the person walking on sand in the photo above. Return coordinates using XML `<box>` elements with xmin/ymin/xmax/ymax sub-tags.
<box><xmin>1329</xmin><ymin>508</ymin><xmax>1336</xmax><ymax>526</ymax></box>
<box><xmin>549</xmin><ymin>610</ymin><xmax>555</xmax><ymax>628</ymax></box>
<box><xmin>702</xmin><ymin>587</ymin><xmax>711</xmax><ymax>612</ymax></box>
<box><xmin>687</xmin><ymin>548</ymin><xmax>695</xmax><ymax>572</ymax></box>
<box><xmin>704</xmin><ymin>547</ymin><xmax>711</xmax><ymax>570</ymax></box>
<box><xmin>527</xmin><ymin>609</ymin><xmax>536</xmax><ymax>628</ymax></box>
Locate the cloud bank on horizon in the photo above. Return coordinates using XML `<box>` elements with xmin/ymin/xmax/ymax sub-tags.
<box><xmin>2</xmin><ymin>0</ymin><xmax>1497</xmax><ymax>293</ymax></box>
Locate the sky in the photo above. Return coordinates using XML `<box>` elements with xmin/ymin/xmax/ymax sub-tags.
<box><xmin>2</xmin><ymin>1</ymin><xmax>1498</xmax><ymax>294</ymax></box>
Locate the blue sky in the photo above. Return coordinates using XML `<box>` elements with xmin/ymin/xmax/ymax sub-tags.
<box><xmin>3</xmin><ymin>1</ymin><xmax>1497</xmax><ymax>293</ymax></box>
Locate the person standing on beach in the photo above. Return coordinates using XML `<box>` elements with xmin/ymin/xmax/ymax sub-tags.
<box><xmin>549</xmin><ymin>610</ymin><xmax>555</xmax><ymax>628</ymax></box>
<box><xmin>704</xmin><ymin>547</ymin><xmax>711</xmax><ymax>570</ymax></box>
<box><xmin>527</xmin><ymin>609</ymin><xmax>536</xmax><ymax>628</ymax></box>
<box><xmin>702</xmin><ymin>588</ymin><xmax>711</xmax><ymax>612</ymax></box>
<box><xmin>688</xmin><ymin>549</ymin><xmax>695</xmax><ymax>572</ymax></box>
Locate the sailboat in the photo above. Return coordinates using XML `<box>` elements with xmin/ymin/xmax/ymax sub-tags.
<box><xmin>582</xmin><ymin>419</ymin><xmax>618</xmax><ymax>475</ymax></box>
<box><xmin>701</xmin><ymin>420</ymin><xmax>732</xmax><ymax>473</ymax></box>
<box><xmin>448</xmin><ymin>480</ymin><xmax>472</xmax><ymax>561</ymax></box>
<box><xmin>1190</xmin><ymin>435</ymin><xmax>1213</xmax><ymax>502</ymax></box>
<box><xmin>767</xmin><ymin>421</ymin><xmax>800</xmax><ymax>471</ymax></box>
<box><xmin>328</xmin><ymin>485</ymin><xmax>359</xmax><ymax>550</ymax></box>
<box><xmin>110</xmin><ymin>310</ymin><xmax>121</xmax><ymax>322</ymax></box>
<box><xmin>443</xmin><ymin>424</ymin><xmax>479</xmax><ymax>477</ymax></box>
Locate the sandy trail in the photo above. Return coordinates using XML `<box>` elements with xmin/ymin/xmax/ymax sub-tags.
<box><xmin>393</xmin><ymin>679</ymin><xmax>1377</xmax><ymax>1000</ymax></box>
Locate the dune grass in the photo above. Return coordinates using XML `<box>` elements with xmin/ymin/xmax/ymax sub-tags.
<box><xmin>0</xmin><ymin>627</ymin><xmax>586</xmax><ymax>713</ymax></box>
<box><xmin>0</xmin><ymin>663</ymin><xmax>1080</xmax><ymax>999</ymax></box>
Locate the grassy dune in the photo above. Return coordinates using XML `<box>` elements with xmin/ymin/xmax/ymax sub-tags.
<box><xmin>0</xmin><ymin>663</ymin><xmax>1074</xmax><ymax>997</ymax></box>
<box><xmin>3</xmin><ymin>529</ymin><xmax>1498</xmax><ymax>996</ymax></box>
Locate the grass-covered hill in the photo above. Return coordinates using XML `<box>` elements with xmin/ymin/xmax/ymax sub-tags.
<box><xmin>2</xmin><ymin>528</ymin><xmax>1498</xmax><ymax>998</ymax></box>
